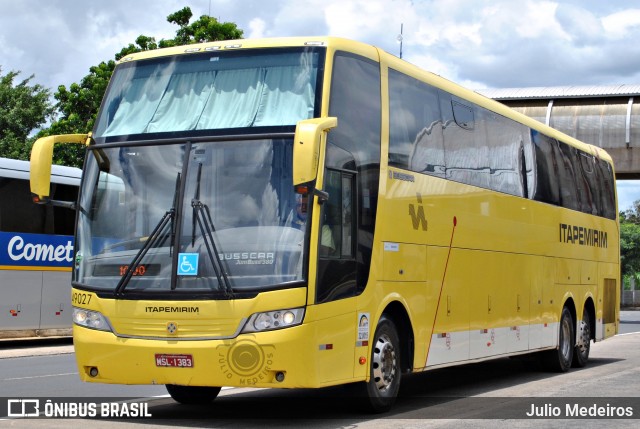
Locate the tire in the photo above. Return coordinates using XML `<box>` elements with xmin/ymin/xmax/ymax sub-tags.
<box><xmin>572</xmin><ymin>309</ymin><xmax>591</xmax><ymax>368</ymax></box>
<box><xmin>541</xmin><ymin>306</ymin><xmax>574</xmax><ymax>372</ymax></box>
<box><xmin>165</xmin><ymin>384</ymin><xmax>221</xmax><ymax>404</ymax></box>
<box><xmin>363</xmin><ymin>315</ymin><xmax>402</xmax><ymax>413</ymax></box>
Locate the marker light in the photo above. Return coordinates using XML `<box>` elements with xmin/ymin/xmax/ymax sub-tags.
<box><xmin>242</xmin><ymin>308</ymin><xmax>305</xmax><ymax>333</ymax></box>
<box><xmin>72</xmin><ymin>308</ymin><xmax>112</xmax><ymax>332</ymax></box>
<box><xmin>294</xmin><ymin>185</ymin><xmax>311</xmax><ymax>195</ymax></box>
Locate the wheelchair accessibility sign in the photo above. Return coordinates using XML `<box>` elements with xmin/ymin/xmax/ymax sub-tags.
<box><xmin>177</xmin><ymin>253</ymin><xmax>199</xmax><ymax>276</ymax></box>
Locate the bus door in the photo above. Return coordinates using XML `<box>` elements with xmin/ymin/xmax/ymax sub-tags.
<box><xmin>316</xmin><ymin>168</ymin><xmax>357</xmax><ymax>303</ymax></box>
<box><xmin>311</xmin><ymin>167</ymin><xmax>358</xmax><ymax>382</ymax></box>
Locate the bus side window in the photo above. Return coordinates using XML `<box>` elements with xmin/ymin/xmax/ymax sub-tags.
<box><xmin>596</xmin><ymin>159</ymin><xmax>616</xmax><ymax>219</ymax></box>
<box><xmin>531</xmin><ymin>131</ymin><xmax>560</xmax><ymax>206</ymax></box>
<box><xmin>320</xmin><ymin>169</ymin><xmax>355</xmax><ymax>258</ymax></box>
<box><xmin>484</xmin><ymin>111</ymin><xmax>528</xmax><ymax>198</ymax></box>
<box><xmin>557</xmin><ymin>142</ymin><xmax>580</xmax><ymax>212</ymax></box>
<box><xmin>578</xmin><ymin>151</ymin><xmax>598</xmax><ymax>215</ymax></box>
<box><xmin>50</xmin><ymin>183</ymin><xmax>78</xmax><ymax>235</ymax></box>
<box><xmin>388</xmin><ymin>69</ymin><xmax>444</xmax><ymax>176</ymax></box>
<box><xmin>444</xmin><ymin>97</ymin><xmax>490</xmax><ymax>189</ymax></box>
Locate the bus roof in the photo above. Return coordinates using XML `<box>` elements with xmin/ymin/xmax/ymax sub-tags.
<box><xmin>0</xmin><ymin>157</ymin><xmax>81</xmax><ymax>185</ymax></box>
<box><xmin>115</xmin><ymin>36</ymin><xmax>371</xmax><ymax>63</ymax></box>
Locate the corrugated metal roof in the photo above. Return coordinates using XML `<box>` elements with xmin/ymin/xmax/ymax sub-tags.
<box><xmin>478</xmin><ymin>85</ymin><xmax>640</xmax><ymax>100</ymax></box>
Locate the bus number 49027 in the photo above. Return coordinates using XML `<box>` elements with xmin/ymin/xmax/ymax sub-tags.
<box><xmin>71</xmin><ymin>292</ymin><xmax>92</xmax><ymax>306</ymax></box>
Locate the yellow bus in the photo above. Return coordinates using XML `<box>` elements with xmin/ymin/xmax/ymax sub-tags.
<box><xmin>29</xmin><ymin>37</ymin><xmax>619</xmax><ymax>412</ymax></box>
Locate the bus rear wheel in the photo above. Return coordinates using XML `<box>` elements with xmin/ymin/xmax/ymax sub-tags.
<box><xmin>363</xmin><ymin>315</ymin><xmax>401</xmax><ymax>413</ymax></box>
<box><xmin>572</xmin><ymin>309</ymin><xmax>591</xmax><ymax>368</ymax></box>
<box><xmin>165</xmin><ymin>384</ymin><xmax>221</xmax><ymax>404</ymax></box>
<box><xmin>541</xmin><ymin>306</ymin><xmax>574</xmax><ymax>372</ymax></box>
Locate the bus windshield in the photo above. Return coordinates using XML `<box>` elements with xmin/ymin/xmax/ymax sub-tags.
<box><xmin>75</xmin><ymin>139</ymin><xmax>306</xmax><ymax>295</ymax></box>
<box><xmin>93</xmin><ymin>48</ymin><xmax>322</xmax><ymax>139</ymax></box>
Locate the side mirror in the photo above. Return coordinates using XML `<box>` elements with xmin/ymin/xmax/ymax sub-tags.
<box><xmin>30</xmin><ymin>133</ymin><xmax>89</xmax><ymax>204</ymax></box>
<box><xmin>292</xmin><ymin>117</ymin><xmax>337</xmax><ymax>188</ymax></box>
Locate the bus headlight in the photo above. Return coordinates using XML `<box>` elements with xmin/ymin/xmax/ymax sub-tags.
<box><xmin>72</xmin><ymin>307</ymin><xmax>112</xmax><ymax>332</ymax></box>
<box><xmin>242</xmin><ymin>308</ymin><xmax>305</xmax><ymax>333</ymax></box>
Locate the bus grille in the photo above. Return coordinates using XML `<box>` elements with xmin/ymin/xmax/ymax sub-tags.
<box><xmin>109</xmin><ymin>316</ymin><xmax>243</xmax><ymax>339</ymax></box>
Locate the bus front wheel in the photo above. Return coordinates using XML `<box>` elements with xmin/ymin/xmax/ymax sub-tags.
<box><xmin>166</xmin><ymin>384</ymin><xmax>221</xmax><ymax>404</ymax></box>
<box><xmin>541</xmin><ymin>306</ymin><xmax>574</xmax><ymax>372</ymax></box>
<box><xmin>363</xmin><ymin>315</ymin><xmax>402</xmax><ymax>413</ymax></box>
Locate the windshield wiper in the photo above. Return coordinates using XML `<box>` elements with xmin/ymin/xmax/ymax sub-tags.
<box><xmin>189</xmin><ymin>162</ymin><xmax>234</xmax><ymax>298</ymax></box>
<box><xmin>114</xmin><ymin>173</ymin><xmax>180</xmax><ymax>296</ymax></box>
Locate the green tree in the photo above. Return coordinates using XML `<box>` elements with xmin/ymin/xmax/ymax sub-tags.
<box><xmin>620</xmin><ymin>200</ymin><xmax>640</xmax><ymax>224</ymax></box>
<box><xmin>37</xmin><ymin>61</ymin><xmax>115</xmax><ymax>167</ymax></box>
<box><xmin>620</xmin><ymin>199</ymin><xmax>640</xmax><ymax>290</ymax></box>
<box><xmin>117</xmin><ymin>8</ymin><xmax>243</xmax><ymax>58</ymax></box>
<box><xmin>44</xmin><ymin>7</ymin><xmax>243</xmax><ymax>167</ymax></box>
<box><xmin>0</xmin><ymin>68</ymin><xmax>54</xmax><ymax>160</ymax></box>
<box><xmin>621</xmin><ymin>222</ymin><xmax>640</xmax><ymax>276</ymax></box>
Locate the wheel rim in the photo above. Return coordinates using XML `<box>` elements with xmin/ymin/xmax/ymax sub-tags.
<box><xmin>560</xmin><ymin>316</ymin><xmax>572</xmax><ymax>362</ymax></box>
<box><xmin>576</xmin><ymin>317</ymin><xmax>590</xmax><ymax>355</ymax></box>
<box><xmin>372</xmin><ymin>333</ymin><xmax>397</xmax><ymax>392</ymax></box>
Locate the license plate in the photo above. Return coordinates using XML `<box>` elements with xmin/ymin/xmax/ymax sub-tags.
<box><xmin>155</xmin><ymin>354</ymin><xmax>194</xmax><ymax>368</ymax></box>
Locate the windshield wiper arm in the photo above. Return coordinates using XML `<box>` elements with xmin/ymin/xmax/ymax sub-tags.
<box><xmin>113</xmin><ymin>210</ymin><xmax>173</xmax><ymax>296</ymax></box>
<box><xmin>114</xmin><ymin>173</ymin><xmax>180</xmax><ymax>296</ymax></box>
<box><xmin>190</xmin><ymin>163</ymin><xmax>234</xmax><ymax>298</ymax></box>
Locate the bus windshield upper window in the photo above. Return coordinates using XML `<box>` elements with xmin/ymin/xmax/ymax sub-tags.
<box><xmin>94</xmin><ymin>49</ymin><xmax>322</xmax><ymax>138</ymax></box>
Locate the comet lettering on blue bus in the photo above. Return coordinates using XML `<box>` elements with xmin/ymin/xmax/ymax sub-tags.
<box><xmin>0</xmin><ymin>232</ymin><xmax>74</xmax><ymax>268</ymax></box>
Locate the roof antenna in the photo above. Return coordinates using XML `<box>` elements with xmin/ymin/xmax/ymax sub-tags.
<box><xmin>397</xmin><ymin>23</ymin><xmax>404</xmax><ymax>59</ymax></box>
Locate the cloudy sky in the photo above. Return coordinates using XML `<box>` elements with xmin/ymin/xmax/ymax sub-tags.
<box><xmin>2</xmin><ymin>0</ymin><xmax>640</xmax><ymax>207</ymax></box>
<box><xmin>5</xmin><ymin>0</ymin><xmax>640</xmax><ymax>90</ymax></box>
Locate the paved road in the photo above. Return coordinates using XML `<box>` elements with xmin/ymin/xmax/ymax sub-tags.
<box><xmin>620</xmin><ymin>308</ymin><xmax>640</xmax><ymax>334</ymax></box>
<box><xmin>0</xmin><ymin>311</ymin><xmax>638</xmax><ymax>428</ymax></box>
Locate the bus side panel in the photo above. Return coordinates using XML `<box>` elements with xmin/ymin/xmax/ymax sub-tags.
<box><xmin>529</xmin><ymin>256</ymin><xmax>558</xmax><ymax>349</ymax></box>
<box><xmin>529</xmin><ymin>257</ymin><xmax>541</xmax><ymax>349</ymax></box>
<box><xmin>40</xmin><ymin>270</ymin><xmax>72</xmax><ymax>330</ymax></box>
<box><xmin>426</xmin><ymin>246</ymin><xmax>470</xmax><ymax>367</ymax></box>
<box><xmin>0</xmin><ymin>270</ymin><xmax>42</xmax><ymax>335</ymax></box>
<box><xmin>304</xmin><ymin>298</ymin><xmax>357</xmax><ymax>385</ymax></box>
<box><xmin>373</xmin><ymin>242</ymin><xmax>435</xmax><ymax>372</ymax></box>
<box><xmin>468</xmin><ymin>252</ymin><xmax>531</xmax><ymax>359</ymax></box>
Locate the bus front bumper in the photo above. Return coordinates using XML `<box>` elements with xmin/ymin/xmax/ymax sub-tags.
<box><xmin>73</xmin><ymin>323</ymin><xmax>322</xmax><ymax>389</ymax></box>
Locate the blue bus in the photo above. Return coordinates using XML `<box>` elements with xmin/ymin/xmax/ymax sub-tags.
<box><xmin>0</xmin><ymin>157</ymin><xmax>80</xmax><ymax>339</ymax></box>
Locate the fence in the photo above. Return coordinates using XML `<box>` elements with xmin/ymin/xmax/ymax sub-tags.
<box><xmin>622</xmin><ymin>290</ymin><xmax>640</xmax><ymax>307</ymax></box>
